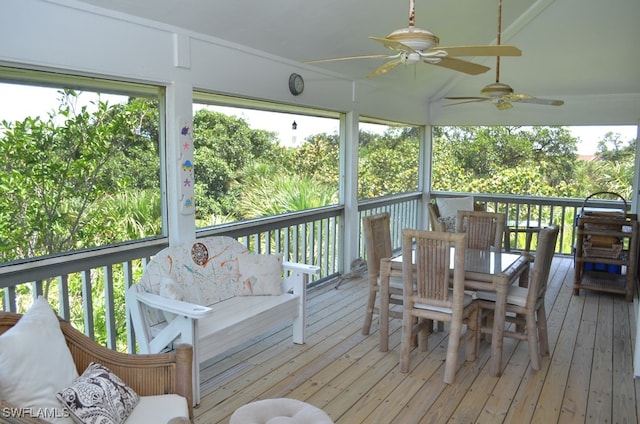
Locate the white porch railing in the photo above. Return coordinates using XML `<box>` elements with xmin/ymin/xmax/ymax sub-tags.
<box><xmin>0</xmin><ymin>192</ymin><xmax>629</xmax><ymax>352</ymax></box>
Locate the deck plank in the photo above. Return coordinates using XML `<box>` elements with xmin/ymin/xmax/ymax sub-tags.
<box><xmin>559</xmin><ymin>293</ymin><xmax>596</xmax><ymax>422</ymax></box>
<box><xmin>585</xmin><ymin>294</ymin><xmax>614</xmax><ymax>423</ymax></box>
<box><xmin>612</xmin><ymin>295</ymin><xmax>637</xmax><ymax>423</ymax></box>
<box><xmin>192</xmin><ymin>256</ymin><xmax>639</xmax><ymax>424</ymax></box>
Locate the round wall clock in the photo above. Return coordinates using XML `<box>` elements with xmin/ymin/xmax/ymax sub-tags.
<box><xmin>288</xmin><ymin>73</ymin><xmax>304</xmax><ymax>96</ymax></box>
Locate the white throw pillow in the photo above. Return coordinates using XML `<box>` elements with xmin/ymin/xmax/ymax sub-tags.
<box><xmin>436</xmin><ymin>196</ymin><xmax>474</xmax><ymax>232</ymax></box>
<box><xmin>436</xmin><ymin>196</ymin><xmax>474</xmax><ymax>218</ymax></box>
<box><xmin>0</xmin><ymin>296</ymin><xmax>78</xmax><ymax>424</ymax></box>
<box><xmin>236</xmin><ymin>253</ymin><xmax>284</xmax><ymax>296</ymax></box>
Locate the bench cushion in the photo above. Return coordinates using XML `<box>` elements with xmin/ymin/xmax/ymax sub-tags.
<box><xmin>196</xmin><ymin>294</ymin><xmax>299</xmax><ymax>359</ymax></box>
<box><xmin>125</xmin><ymin>395</ymin><xmax>189</xmax><ymax>424</ymax></box>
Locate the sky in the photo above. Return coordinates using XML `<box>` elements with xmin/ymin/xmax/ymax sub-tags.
<box><xmin>568</xmin><ymin>126</ymin><xmax>638</xmax><ymax>155</ymax></box>
<box><xmin>0</xmin><ymin>83</ymin><xmax>637</xmax><ymax>154</ymax></box>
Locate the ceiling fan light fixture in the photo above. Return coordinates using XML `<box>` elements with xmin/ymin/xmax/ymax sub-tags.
<box><xmin>481</xmin><ymin>82</ymin><xmax>514</xmax><ymax>98</ymax></box>
<box><xmin>494</xmin><ymin>98</ymin><xmax>513</xmax><ymax>110</ymax></box>
<box><xmin>387</xmin><ymin>27</ymin><xmax>439</xmax><ymax>52</ymax></box>
<box><xmin>403</xmin><ymin>52</ymin><xmax>422</xmax><ymax>65</ymax></box>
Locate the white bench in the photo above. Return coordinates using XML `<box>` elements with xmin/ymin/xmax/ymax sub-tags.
<box><xmin>126</xmin><ymin>236</ymin><xmax>319</xmax><ymax>405</ymax></box>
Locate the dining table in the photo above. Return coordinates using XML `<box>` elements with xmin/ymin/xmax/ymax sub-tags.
<box><xmin>390</xmin><ymin>247</ymin><xmax>531</xmax><ymax>377</ymax></box>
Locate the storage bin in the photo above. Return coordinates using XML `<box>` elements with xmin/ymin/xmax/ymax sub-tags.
<box><xmin>584</xmin><ymin>262</ymin><xmax>621</xmax><ymax>274</ymax></box>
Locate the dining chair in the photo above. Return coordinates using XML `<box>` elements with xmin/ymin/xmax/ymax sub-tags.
<box><xmin>475</xmin><ymin>225</ymin><xmax>559</xmax><ymax>371</ymax></box>
<box><xmin>398</xmin><ymin>229</ymin><xmax>479</xmax><ymax>384</ymax></box>
<box><xmin>361</xmin><ymin>212</ymin><xmax>403</xmax><ymax>350</ymax></box>
<box><xmin>456</xmin><ymin>210</ymin><xmax>506</xmax><ymax>251</ymax></box>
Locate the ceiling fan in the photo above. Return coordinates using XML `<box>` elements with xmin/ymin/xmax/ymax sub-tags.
<box><xmin>303</xmin><ymin>0</ymin><xmax>521</xmax><ymax>78</ymax></box>
<box><xmin>444</xmin><ymin>0</ymin><xmax>564</xmax><ymax>110</ymax></box>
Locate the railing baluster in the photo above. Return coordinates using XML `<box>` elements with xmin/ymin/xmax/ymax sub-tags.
<box><xmin>32</xmin><ymin>280</ymin><xmax>43</xmax><ymax>300</ymax></box>
<box><xmin>103</xmin><ymin>265</ymin><xmax>117</xmax><ymax>350</ymax></box>
<box><xmin>3</xmin><ymin>287</ymin><xmax>16</xmax><ymax>312</ymax></box>
<box><xmin>82</xmin><ymin>269</ymin><xmax>95</xmax><ymax>340</ymax></box>
<box><xmin>123</xmin><ymin>260</ymin><xmax>136</xmax><ymax>354</ymax></box>
<box><xmin>57</xmin><ymin>275</ymin><xmax>70</xmax><ymax>321</ymax></box>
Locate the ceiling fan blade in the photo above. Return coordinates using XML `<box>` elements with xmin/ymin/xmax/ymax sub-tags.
<box><xmin>369</xmin><ymin>36</ymin><xmax>416</xmax><ymax>53</ymax></box>
<box><xmin>443</xmin><ymin>98</ymin><xmax>490</xmax><ymax>107</ymax></box>
<box><xmin>430</xmin><ymin>57</ymin><xmax>490</xmax><ymax>75</ymax></box>
<box><xmin>303</xmin><ymin>54</ymin><xmax>392</xmax><ymax>64</ymax></box>
<box><xmin>367</xmin><ymin>59</ymin><xmax>403</xmax><ymax>78</ymax></box>
<box><xmin>444</xmin><ymin>96</ymin><xmax>488</xmax><ymax>100</ymax></box>
<box><xmin>516</xmin><ymin>97</ymin><xmax>565</xmax><ymax>106</ymax></box>
<box><xmin>436</xmin><ymin>45</ymin><xmax>521</xmax><ymax>57</ymax></box>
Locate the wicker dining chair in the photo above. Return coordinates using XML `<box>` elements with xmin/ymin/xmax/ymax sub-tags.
<box><xmin>361</xmin><ymin>212</ymin><xmax>403</xmax><ymax>351</ymax></box>
<box><xmin>456</xmin><ymin>210</ymin><xmax>506</xmax><ymax>251</ymax></box>
<box><xmin>398</xmin><ymin>229</ymin><xmax>479</xmax><ymax>384</ymax></box>
<box><xmin>475</xmin><ymin>225</ymin><xmax>559</xmax><ymax>371</ymax></box>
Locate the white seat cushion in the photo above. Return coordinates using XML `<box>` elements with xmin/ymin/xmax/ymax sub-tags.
<box><xmin>125</xmin><ymin>394</ymin><xmax>189</xmax><ymax>424</ymax></box>
<box><xmin>476</xmin><ymin>286</ymin><xmax>529</xmax><ymax>307</ymax></box>
<box><xmin>229</xmin><ymin>398</ymin><xmax>333</xmax><ymax>424</ymax></box>
<box><xmin>414</xmin><ymin>290</ymin><xmax>474</xmax><ymax>313</ymax></box>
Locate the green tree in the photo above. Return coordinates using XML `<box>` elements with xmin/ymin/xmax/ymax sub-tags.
<box><xmin>192</xmin><ymin>109</ymin><xmax>287</xmax><ymax>220</ymax></box>
<box><xmin>236</xmin><ymin>163</ymin><xmax>337</xmax><ymax>218</ymax></box>
<box><xmin>359</xmin><ymin>129</ymin><xmax>419</xmax><ymax>198</ymax></box>
<box><xmin>432</xmin><ymin>126</ymin><xmax>579</xmax><ymax>196</ymax></box>
<box><xmin>580</xmin><ymin>132</ymin><xmax>637</xmax><ymax>199</ymax></box>
<box><xmin>0</xmin><ymin>90</ymin><xmax>157</xmax><ymax>263</ymax></box>
<box><xmin>287</xmin><ymin>132</ymin><xmax>340</xmax><ymax>189</ymax></box>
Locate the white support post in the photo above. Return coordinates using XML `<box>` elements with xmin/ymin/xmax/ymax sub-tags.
<box><xmin>340</xmin><ymin>110</ymin><xmax>360</xmax><ymax>275</ymax></box>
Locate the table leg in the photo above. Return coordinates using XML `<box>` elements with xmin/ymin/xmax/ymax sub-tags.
<box><xmin>490</xmin><ymin>275</ymin><xmax>508</xmax><ymax>377</ymax></box>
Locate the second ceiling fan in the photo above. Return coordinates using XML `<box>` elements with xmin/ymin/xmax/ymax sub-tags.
<box><xmin>444</xmin><ymin>0</ymin><xmax>564</xmax><ymax>110</ymax></box>
<box><xmin>304</xmin><ymin>0</ymin><xmax>521</xmax><ymax>78</ymax></box>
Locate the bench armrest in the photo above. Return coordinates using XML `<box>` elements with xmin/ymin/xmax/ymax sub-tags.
<box><xmin>132</xmin><ymin>290</ymin><xmax>214</xmax><ymax>319</ymax></box>
<box><xmin>283</xmin><ymin>261</ymin><xmax>320</xmax><ymax>275</ymax></box>
<box><xmin>282</xmin><ymin>261</ymin><xmax>320</xmax><ymax>294</ymax></box>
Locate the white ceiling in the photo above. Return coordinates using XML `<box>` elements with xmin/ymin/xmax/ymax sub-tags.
<box><xmin>74</xmin><ymin>0</ymin><xmax>640</xmax><ymax>126</ymax></box>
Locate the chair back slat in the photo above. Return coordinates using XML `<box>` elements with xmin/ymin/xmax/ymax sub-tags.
<box><xmin>456</xmin><ymin>210</ymin><xmax>506</xmax><ymax>251</ymax></box>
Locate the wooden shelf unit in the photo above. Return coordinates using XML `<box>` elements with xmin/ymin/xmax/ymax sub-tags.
<box><xmin>573</xmin><ymin>214</ymin><xmax>638</xmax><ymax>302</ymax></box>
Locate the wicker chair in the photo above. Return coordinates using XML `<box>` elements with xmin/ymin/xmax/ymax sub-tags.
<box><xmin>0</xmin><ymin>311</ymin><xmax>193</xmax><ymax>423</ymax></box>
<box><xmin>361</xmin><ymin>212</ymin><xmax>404</xmax><ymax>351</ymax></box>
<box><xmin>398</xmin><ymin>229</ymin><xmax>479</xmax><ymax>384</ymax></box>
<box><xmin>475</xmin><ymin>225</ymin><xmax>559</xmax><ymax>371</ymax></box>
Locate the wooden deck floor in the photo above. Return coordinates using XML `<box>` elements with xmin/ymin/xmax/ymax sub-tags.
<box><xmin>193</xmin><ymin>256</ymin><xmax>640</xmax><ymax>423</ymax></box>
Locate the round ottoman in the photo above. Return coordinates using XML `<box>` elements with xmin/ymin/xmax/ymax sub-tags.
<box><xmin>229</xmin><ymin>398</ymin><xmax>334</xmax><ymax>424</ymax></box>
